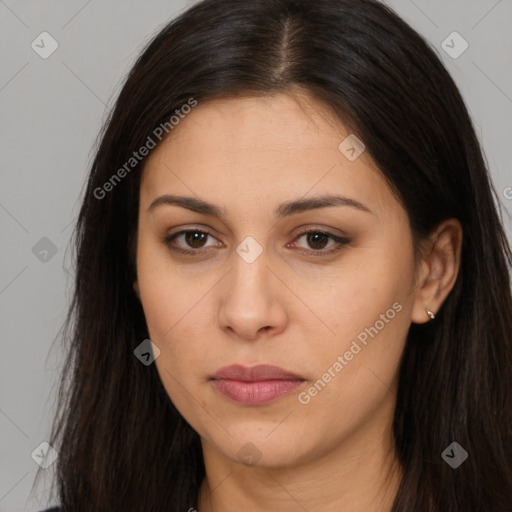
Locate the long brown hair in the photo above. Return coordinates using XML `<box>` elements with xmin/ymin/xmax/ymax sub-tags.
<box><xmin>36</xmin><ymin>0</ymin><xmax>512</xmax><ymax>510</ymax></box>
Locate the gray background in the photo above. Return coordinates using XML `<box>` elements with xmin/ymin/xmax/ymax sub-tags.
<box><xmin>1</xmin><ymin>1</ymin><xmax>511</xmax><ymax>510</ymax></box>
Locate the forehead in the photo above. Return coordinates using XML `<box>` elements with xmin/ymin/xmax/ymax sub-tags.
<box><xmin>140</xmin><ymin>93</ymin><xmax>397</xmax><ymax>219</ymax></box>
<box><xmin>146</xmin><ymin>93</ymin><xmax>349</xmax><ymax>162</ymax></box>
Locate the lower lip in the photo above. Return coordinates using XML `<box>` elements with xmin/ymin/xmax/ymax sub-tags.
<box><xmin>211</xmin><ymin>379</ymin><xmax>305</xmax><ymax>405</ymax></box>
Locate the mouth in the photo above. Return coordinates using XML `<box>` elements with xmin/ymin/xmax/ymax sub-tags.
<box><xmin>209</xmin><ymin>364</ymin><xmax>307</xmax><ymax>405</ymax></box>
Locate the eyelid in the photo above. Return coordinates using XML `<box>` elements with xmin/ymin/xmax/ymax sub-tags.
<box><xmin>294</xmin><ymin>224</ymin><xmax>350</xmax><ymax>240</ymax></box>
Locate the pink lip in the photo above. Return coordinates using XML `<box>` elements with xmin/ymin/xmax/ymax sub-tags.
<box><xmin>210</xmin><ymin>364</ymin><xmax>306</xmax><ymax>405</ymax></box>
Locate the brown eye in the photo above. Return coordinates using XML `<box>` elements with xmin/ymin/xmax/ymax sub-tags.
<box><xmin>305</xmin><ymin>232</ymin><xmax>330</xmax><ymax>250</ymax></box>
<box><xmin>291</xmin><ymin>229</ymin><xmax>351</xmax><ymax>256</ymax></box>
<box><xmin>163</xmin><ymin>229</ymin><xmax>220</xmax><ymax>254</ymax></box>
<box><xmin>183</xmin><ymin>231</ymin><xmax>208</xmax><ymax>248</ymax></box>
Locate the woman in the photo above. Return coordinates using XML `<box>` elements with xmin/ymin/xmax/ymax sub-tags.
<box><xmin>36</xmin><ymin>0</ymin><xmax>512</xmax><ymax>510</ymax></box>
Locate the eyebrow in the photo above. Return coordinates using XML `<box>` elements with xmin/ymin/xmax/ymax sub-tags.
<box><xmin>147</xmin><ymin>194</ymin><xmax>373</xmax><ymax>218</ymax></box>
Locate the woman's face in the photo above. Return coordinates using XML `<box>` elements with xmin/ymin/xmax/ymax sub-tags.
<box><xmin>135</xmin><ymin>92</ymin><xmax>420</xmax><ymax>469</ymax></box>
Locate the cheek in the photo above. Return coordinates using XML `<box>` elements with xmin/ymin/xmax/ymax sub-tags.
<box><xmin>302</xmin><ymin>235</ymin><xmax>414</xmax><ymax>403</ymax></box>
<box><xmin>316</xmin><ymin>239</ymin><xmax>414</xmax><ymax>342</ymax></box>
<box><xmin>136</xmin><ymin>240</ymin><xmax>212</xmax><ymax>382</ymax></box>
<box><xmin>296</xmin><ymin>287</ymin><xmax>410</xmax><ymax>448</ymax></box>
<box><xmin>137</xmin><ymin>233</ymin><xmax>190</xmax><ymax>336</ymax></box>
<box><xmin>139</xmin><ymin>274</ymin><xmax>206</xmax><ymax>373</ymax></box>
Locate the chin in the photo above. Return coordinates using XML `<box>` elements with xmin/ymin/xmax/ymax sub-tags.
<box><xmin>210</xmin><ymin>425</ymin><xmax>318</xmax><ymax>469</ymax></box>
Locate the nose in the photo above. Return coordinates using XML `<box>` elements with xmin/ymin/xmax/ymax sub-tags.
<box><xmin>217</xmin><ymin>248</ymin><xmax>288</xmax><ymax>341</ymax></box>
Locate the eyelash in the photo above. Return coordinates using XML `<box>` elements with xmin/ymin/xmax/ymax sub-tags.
<box><xmin>162</xmin><ymin>228</ymin><xmax>350</xmax><ymax>257</ymax></box>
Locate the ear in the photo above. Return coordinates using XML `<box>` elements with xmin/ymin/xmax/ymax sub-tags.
<box><xmin>411</xmin><ymin>218</ymin><xmax>463</xmax><ymax>324</ymax></box>
<box><xmin>133</xmin><ymin>280</ymin><xmax>141</xmax><ymax>299</ymax></box>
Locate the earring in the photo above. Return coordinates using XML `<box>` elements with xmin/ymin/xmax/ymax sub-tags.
<box><xmin>425</xmin><ymin>308</ymin><xmax>436</xmax><ymax>320</ymax></box>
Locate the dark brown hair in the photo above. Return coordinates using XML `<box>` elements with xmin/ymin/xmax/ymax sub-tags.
<box><xmin>36</xmin><ymin>0</ymin><xmax>512</xmax><ymax>510</ymax></box>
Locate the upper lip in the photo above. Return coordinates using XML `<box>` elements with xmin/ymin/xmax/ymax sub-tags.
<box><xmin>211</xmin><ymin>364</ymin><xmax>305</xmax><ymax>382</ymax></box>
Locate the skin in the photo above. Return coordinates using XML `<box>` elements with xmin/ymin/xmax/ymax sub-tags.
<box><xmin>133</xmin><ymin>90</ymin><xmax>462</xmax><ymax>512</ymax></box>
